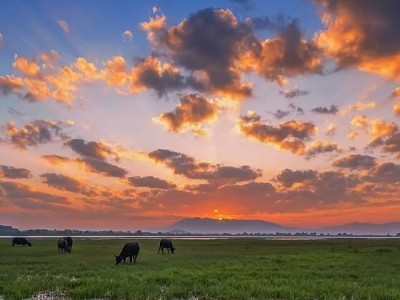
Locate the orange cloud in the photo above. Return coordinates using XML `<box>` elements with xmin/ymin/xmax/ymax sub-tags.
<box><xmin>350</xmin><ymin>115</ymin><xmax>368</xmax><ymax>128</ymax></box>
<box><xmin>238</xmin><ymin>112</ymin><xmax>317</xmax><ymax>155</ymax></box>
<box><xmin>393</xmin><ymin>103</ymin><xmax>400</xmax><ymax>116</ymax></box>
<box><xmin>155</xmin><ymin>93</ymin><xmax>220</xmax><ymax>135</ymax></box>
<box><xmin>305</xmin><ymin>140</ymin><xmax>342</xmax><ymax>159</ymax></box>
<box><xmin>5</xmin><ymin>120</ymin><xmax>70</xmax><ymax>150</ymax></box>
<box><xmin>326</xmin><ymin>123</ymin><xmax>336</xmax><ymax>136</ymax></box>
<box><xmin>105</xmin><ymin>56</ymin><xmax>128</xmax><ymax>86</ymax></box>
<box><xmin>315</xmin><ymin>0</ymin><xmax>400</xmax><ymax>80</ymax></box>
<box><xmin>13</xmin><ymin>56</ymin><xmax>41</xmax><ymax>78</ymax></box>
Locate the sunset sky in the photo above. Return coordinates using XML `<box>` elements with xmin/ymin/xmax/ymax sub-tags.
<box><xmin>1</xmin><ymin>0</ymin><xmax>400</xmax><ymax>230</ymax></box>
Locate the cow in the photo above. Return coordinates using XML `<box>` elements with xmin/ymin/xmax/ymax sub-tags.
<box><xmin>115</xmin><ymin>242</ymin><xmax>140</xmax><ymax>265</ymax></box>
<box><xmin>12</xmin><ymin>237</ymin><xmax>32</xmax><ymax>247</ymax></box>
<box><xmin>63</xmin><ymin>236</ymin><xmax>73</xmax><ymax>252</ymax></box>
<box><xmin>57</xmin><ymin>239</ymin><xmax>71</xmax><ymax>253</ymax></box>
<box><xmin>158</xmin><ymin>239</ymin><xmax>175</xmax><ymax>254</ymax></box>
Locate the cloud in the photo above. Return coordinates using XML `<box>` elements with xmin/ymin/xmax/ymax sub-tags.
<box><xmin>279</xmin><ymin>86</ymin><xmax>309</xmax><ymax>98</ymax></box>
<box><xmin>104</xmin><ymin>56</ymin><xmax>128</xmax><ymax>87</ymax></box>
<box><xmin>369</xmin><ymin>119</ymin><xmax>398</xmax><ymax>138</ymax></box>
<box><xmin>275</xmin><ymin>169</ymin><xmax>361</xmax><ymax>205</ymax></box>
<box><xmin>0</xmin><ymin>54</ymin><xmax>104</xmax><ymax>104</ymax></box>
<box><xmin>315</xmin><ymin>0</ymin><xmax>400</xmax><ymax>80</ymax></box>
<box><xmin>155</xmin><ymin>93</ymin><xmax>220</xmax><ymax>135</ymax></box>
<box><xmin>365</xmin><ymin>163</ymin><xmax>400</xmax><ymax>183</ymax></box>
<box><xmin>137</xmin><ymin>170</ymin><xmax>362</xmax><ymax>215</ymax></box>
<box><xmin>238</xmin><ymin>112</ymin><xmax>317</xmax><ymax>154</ymax></box>
<box><xmin>42</xmin><ymin>155</ymin><xmax>128</xmax><ymax>178</ymax></box>
<box><xmin>148</xmin><ymin>148</ymin><xmax>261</xmax><ymax>182</ymax></box>
<box><xmin>141</xmin><ymin>8</ymin><xmax>255</xmax><ymax>99</ymax></box>
<box><xmin>64</xmin><ymin>139</ymin><xmax>119</xmax><ymax>161</ymax></box>
<box><xmin>0</xmin><ymin>76</ymin><xmax>24</xmax><ymax>96</ymax></box>
<box><xmin>288</xmin><ymin>103</ymin><xmax>304</xmax><ymax>115</ymax></box>
<box><xmin>0</xmin><ymin>181</ymin><xmax>67</xmax><ymax>210</ymax></box>
<box><xmin>246</xmin><ymin>20</ymin><xmax>322</xmax><ymax>84</ymax></box>
<box><xmin>122</xmin><ymin>30</ymin><xmax>133</xmax><ymax>41</ymax></box>
<box><xmin>272</xmin><ymin>109</ymin><xmax>290</xmax><ymax>120</ymax></box>
<box><xmin>350</xmin><ymin>101</ymin><xmax>377</xmax><ymax>112</ymax></box>
<box><xmin>40</xmin><ymin>173</ymin><xmax>87</xmax><ymax>194</ymax></box>
<box><xmin>40</xmin><ymin>50</ymin><xmax>61</xmax><ymax>65</ymax></box>
<box><xmin>4</xmin><ymin>120</ymin><xmax>70</xmax><ymax>150</ymax></box>
<box><xmin>326</xmin><ymin>123</ymin><xmax>336</xmax><ymax>136</ymax></box>
<box><xmin>376</xmin><ymin>132</ymin><xmax>400</xmax><ymax>158</ymax></box>
<box><xmin>130</xmin><ymin>56</ymin><xmax>186</xmax><ymax>97</ymax></box>
<box><xmin>333</xmin><ymin>154</ymin><xmax>377</xmax><ymax>170</ymax></box>
<box><xmin>305</xmin><ymin>140</ymin><xmax>342</xmax><ymax>159</ymax></box>
<box><xmin>311</xmin><ymin>105</ymin><xmax>339</xmax><ymax>114</ymax></box>
<box><xmin>13</xmin><ymin>55</ymin><xmax>41</xmax><ymax>78</ymax></box>
<box><xmin>274</xmin><ymin>169</ymin><xmax>318</xmax><ymax>187</ymax></box>
<box><xmin>57</xmin><ymin>20</ymin><xmax>70</xmax><ymax>33</ymax></box>
<box><xmin>350</xmin><ymin>115</ymin><xmax>368</xmax><ymax>128</ymax></box>
<box><xmin>0</xmin><ymin>165</ymin><xmax>32</xmax><ymax>179</ymax></box>
<box><xmin>393</xmin><ymin>103</ymin><xmax>400</xmax><ymax>116</ymax></box>
<box><xmin>390</xmin><ymin>87</ymin><xmax>400</xmax><ymax>99</ymax></box>
<box><xmin>127</xmin><ymin>176</ymin><xmax>176</xmax><ymax>190</ymax></box>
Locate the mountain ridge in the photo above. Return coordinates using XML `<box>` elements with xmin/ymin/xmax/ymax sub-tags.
<box><xmin>163</xmin><ymin>218</ymin><xmax>400</xmax><ymax>235</ymax></box>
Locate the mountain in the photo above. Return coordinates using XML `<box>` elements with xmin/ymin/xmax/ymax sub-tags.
<box><xmin>163</xmin><ymin>218</ymin><xmax>297</xmax><ymax>234</ymax></box>
<box><xmin>315</xmin><ymin>222</ymin><xmax>400</xmax><ymax>235</ymax></box>
<box><xmin>162</xmin><ymin>218</ymin><xmax>400</xmax><ymax>235</ymax></box>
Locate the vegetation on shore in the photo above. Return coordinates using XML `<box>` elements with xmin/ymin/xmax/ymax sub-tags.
<box><xmin>0</xmin><ymin>238</ymin><xmax>400</xmax><ymax>299</ymax></box>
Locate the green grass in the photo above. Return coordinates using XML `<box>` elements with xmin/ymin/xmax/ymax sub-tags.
<box><xmin>1</xmin><ymin>238</ymin><xmax>400</xmax><ymax>299</ymax></box>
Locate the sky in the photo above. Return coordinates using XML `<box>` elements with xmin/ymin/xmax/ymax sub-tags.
<box><xmin>1</xmin><ymin>0</ymin><xmax>400</xmax><ymax>230</ymax></box>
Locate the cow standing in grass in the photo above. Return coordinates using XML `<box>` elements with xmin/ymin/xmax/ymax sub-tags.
<box><xmin>63</xmin><ymin>237</ymin><xmax>73</xmax><ymax>252</ymax></box>
<box><xmin>57</xmin><ymin>239</ymin><xmax>71</xmax><ymax>253</ymax></box>
<box><xmin>158</xmin><ymin>239</ymin><xmax>175</xmax><ymax>254</ymax></box>
<box><xmin>115</xmin><ymin>242</ymin><xmax>140</xmax><ymax>265</ymax></box>
<box><xmin>12</xmin><ymin>237</ymin><xmax>32</xmax><ymax>247</ymax></box>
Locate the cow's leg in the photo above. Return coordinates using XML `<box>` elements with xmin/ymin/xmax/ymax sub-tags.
<box><xmin>158</xmin><ymin>245</ymin><xmax>161</xmax><ymax>254</ymax></box>
<box><xmin>130</xmin><ymin>256</ymin><xmax>132</xmax><ymax>264</ymax></box>
<box><xmin>133</xmin><ymin>255</ymin><xmax>137</xmax><ymax>264</ymax></box>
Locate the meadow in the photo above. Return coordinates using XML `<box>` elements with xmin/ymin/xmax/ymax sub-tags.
<box><xmin>0</xmin><ymin>238</ymin><xmax>400</xmax><ymax>299</ymax></box>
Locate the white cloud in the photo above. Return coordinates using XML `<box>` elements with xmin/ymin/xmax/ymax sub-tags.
<box><xmin>122</xmin><ymin>30</ymin><xmax>133</xmax><ymax>41</ymax></box>
<box><xmin>57</xmin><ymin>20</ymin><xmax>70</xmax><ymax>33</ymax></box>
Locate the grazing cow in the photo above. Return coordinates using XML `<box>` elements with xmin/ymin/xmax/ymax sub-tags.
<box><xmin>57</xmin><ymin>239</ymin><xmax>71</xmax><ymax>253</ymax></box>
<box><xmin>158</xmin><ymin>239</ymin><xmax>175</xmax><ymax>254</ymax></box>
<box><xmin>115</xmin><ymin>242</ymin><xmax>140</xmax><ymax>265</ymax></box>
<box><xmin>12</xmin><ymin>237</ymin><xmax>32</xmax><ymax>247</ymax></box>
<box><xmin>63</xmin><ymin>236</ymin><xmax>73</xmax><ymax>252</ymax></box>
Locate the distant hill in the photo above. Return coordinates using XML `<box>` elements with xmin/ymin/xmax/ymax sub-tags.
<box><xmin>162</xmin><ymin>218</ymin><xmax>400</xmax><ymax>235</ymax></box>
<box><xmin>163</xmin><ymin>217</ymin><xmax>297</xmax><ymax>234</ymax></box>
<box><xmin>315</xmin><ymin>222</ymin><xmax>400</xmax><ymax>235</ymax></box>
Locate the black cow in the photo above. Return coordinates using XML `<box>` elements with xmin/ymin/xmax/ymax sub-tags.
<box><xmin>63</xmin><ymin>236</ymin><xmax>73</xmax><ymax>252</ymax></box>
<box><xmin>57</xmin><ymin>239</ymin><xmax>71</xmax><ymax>253</ymax></box>
<box><xmin>115</xmin><ymin>242</ymin><xmax>140</xmax><ymax>265</ymax></box>
<box><xmin>12</xmin><ymin>237</ymin><xmax>32</xmax><ymax>247</ymax></box>
<box><xmin>158</xmin><ymin>239</ymin><xmax>175</xmax><ymax>254</ymax></box>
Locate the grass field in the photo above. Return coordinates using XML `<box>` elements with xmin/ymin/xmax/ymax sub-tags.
<box><xmin>1</xmin><ymin>238</ymin><xmax>400</xmax><ymax>299</ymax></box>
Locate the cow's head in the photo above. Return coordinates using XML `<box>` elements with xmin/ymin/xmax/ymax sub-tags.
<box><xmin>171</xmin><ymin>247</ymin><xmax>175</xmax><ymax>253</ymax></box>
<box><xmin>27</xmin><ymin>241</ymin><xmax>32</xmax><ymax>247</ymax></box>
<box><xmin>115</xmin><ymin>255</ymin><xmax>123</xmax><ymax>265</ymax></box>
